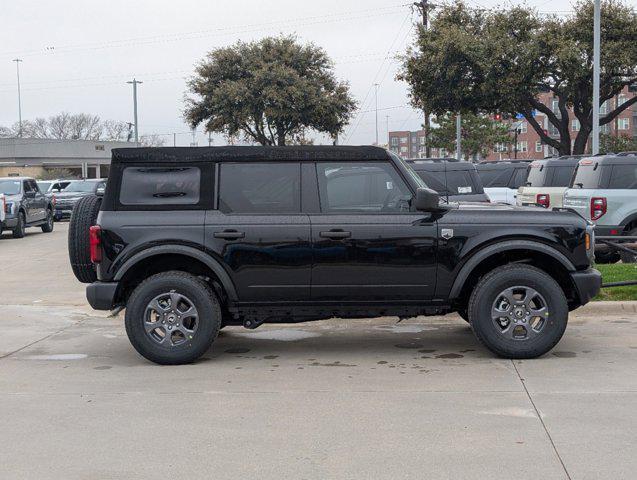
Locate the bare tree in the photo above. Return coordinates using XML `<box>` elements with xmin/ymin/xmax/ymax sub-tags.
<box><xmin>0</xmin><ymin>113</ymin><xmax>129</xmax><ymax>141</ymax></box>
<box><xmin>139</xmin><ymin>134</ymin><xmax>166</xmax><ymax>147</ymax></box>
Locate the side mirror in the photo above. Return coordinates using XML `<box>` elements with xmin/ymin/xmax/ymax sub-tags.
<box><xmin>413</xmin><ymin>187</ymin><xmax>441</xmax><ymax>212</ymax></box>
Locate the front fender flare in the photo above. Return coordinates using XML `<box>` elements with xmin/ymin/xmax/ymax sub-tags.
<box><xmin>448</xmin><ymin>240</ymin><xmax>576</xmax><ymax>300</ymax></box>
<box><xmin>113</xmin><ymin>244</ymin><xmax>238</xmax><ymax>301</ymax></box>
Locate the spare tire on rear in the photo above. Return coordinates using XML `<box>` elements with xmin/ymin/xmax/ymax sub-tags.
<box><xmin>68</xmin><ymin>195</ymin><xmax>102</xmax><ymax>284</ymax></box>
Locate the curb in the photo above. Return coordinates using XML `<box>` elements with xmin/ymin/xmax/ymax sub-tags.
<box><xmin>578</xmin><ymin>301</ymin><xmax>637</xmax><ymax>315</ymax></box>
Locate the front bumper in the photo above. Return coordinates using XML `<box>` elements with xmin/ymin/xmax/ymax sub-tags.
<box><xmin>570</xmin><ymin>268</ymin><xmax>602</xmax><ymax>306</ymax></box>
<box><xmin>86</xmin><ymin>282</ymin><xmax>119</xmax><ymax>310</ymax></box>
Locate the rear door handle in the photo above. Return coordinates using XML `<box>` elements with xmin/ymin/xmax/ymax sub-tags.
<box><xmin>213</xmin><ymin>230</ymin><xmax>245</xmax><ymax>240</ymax></box>
<box><xmin>319</xmin><ymin>230</ymin><xmax>351</xmax><ymax>239</ymax></box>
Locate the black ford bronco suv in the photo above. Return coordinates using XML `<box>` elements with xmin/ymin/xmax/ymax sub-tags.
<box><xmin>68</xmin><ymin>146</ymin><xmax>601</xmax><ymax>365</ymax></box>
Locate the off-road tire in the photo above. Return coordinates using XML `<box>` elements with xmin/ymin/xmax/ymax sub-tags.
<box><xmin>468</xmin><ymin>264</ymin><xmax>568</xmax><ymax>359</ymax></box>
<box><xmin>68</xmin><ymin>195</ymin><xmax>102</xmax><ymax>283</ymax></box>
<box><xmin>12</xmin><ymin>211</ymin><xmax>26</xmax><ymax>238</ymax></box>
<box><xmin>125</xmin><ymin>271</ymin><xmax>221</xmax><ymax>365</ymax></box>
<box><xmin>619</xmin><ymin>228</ymin><xmax>637</xmax><ymax>264</ymax></box>
<box><xmin>41</xmin><ymin>208</ymin><xmax>54</xmax><ymax>233</ymax></box>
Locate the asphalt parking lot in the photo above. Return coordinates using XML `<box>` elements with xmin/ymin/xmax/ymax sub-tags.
<box><xmin>1</xmin><ymin>222</ymin><xmax>636</xmax><ymax>479</ymax></box>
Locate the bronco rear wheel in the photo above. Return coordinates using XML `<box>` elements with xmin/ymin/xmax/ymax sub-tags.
<box><xmin>68</xmin><ymin>195</ymin><xmax>101</xmax><ymax>283</ymax></box>
<box><xmin>468</xmin><ymin>264</ymin><xmax>568</xmax><ymax>359</ymax></box>
<box><xmin>125</xmin><ymin>271</ymin><xmax>221</xmax><ymax>365</ymax></box>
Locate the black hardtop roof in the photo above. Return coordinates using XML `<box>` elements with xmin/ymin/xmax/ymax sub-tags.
<box><xmin>476</xmin><ymin>161</ymin><xmax>530</xmax><ymax>170</ymax></box>
<box><xmin>410</xmin><ymin>161</ymin><xmax>477</xmax><ymax>172</ymax></box>
<box><xmin>111</xmin><ymin>146</ymin><xmax>392</xmax><ymax>163</ymax></box>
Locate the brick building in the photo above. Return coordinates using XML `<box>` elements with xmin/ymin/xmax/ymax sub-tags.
<box><xmin>389</xmin><ymin>86</ymin><xmax>637</xmax><ymax>161</ymax></box>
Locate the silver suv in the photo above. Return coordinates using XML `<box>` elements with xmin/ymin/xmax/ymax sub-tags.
<box><xmin>517</xmin><ymin>156</ymin><xmax>581</xmax><ymax>209</ymax></box>
<box><xmin>563</xmin><ymin>152</ymin><xmax>637</xmax><ymax>262</ymax></box>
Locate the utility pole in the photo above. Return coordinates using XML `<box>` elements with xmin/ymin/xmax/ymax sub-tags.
<box><xmin>126</xmin><ymin>79</ymin><xmax>142</xmax><ymax>145</ymax></box>
<box><xmin>414</xmin><ymin>0</ymin><xmax>434</xmax><ymax>157</ymax></box>
<box><xmin>374</xmin><ymin>83</ymin><xmax>380</xmax><ymax>145</ymax></box>
<box><xmin>592</xmin><ymin>0</ymin><xmax>601</xmax><ymax>155</ymax></box>
<box><xmin>13</xmin><ymin>59</ymin><xmax>23</xmax><ymax>137</ymax></box>
<box><xmin>208</xmin><ymin>131</ymin><xmax>213</xmax><ymax>147</ymax></box>
<box><xmin>456</xmin><ymin>114</ymin><xmax>462</xmax><ymax>161</ymax></box>
<box><xmin>385</xmin><ymin>115</ymin><xmax>390</xmax><ymax>146</ymax></box>
<box><xmin>173</xmin><ymin>133</ymin><xmax>177</xmax><ymax>147</ymax></box>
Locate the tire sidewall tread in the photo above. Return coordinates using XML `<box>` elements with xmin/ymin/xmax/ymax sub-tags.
<box><xmin>124</xmin><ymin>271</ymin><xmax>221</xmax><ymax>365</ymax></box>
<box><xmin>468</xmin><ymin>264</ymin><xmax>568</xmax><ymax>359</ymax></box>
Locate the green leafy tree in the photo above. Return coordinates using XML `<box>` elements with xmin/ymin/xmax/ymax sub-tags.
<box><xmin>428</xmin><ymin>113</ymin><xmax>511</xmax><ymax>160</ymax></box>
<box><xmin>185</xmin><ymin>35</ymin><xmax>356</xmax><ymax>146</ymax></box>
<box><xmin>600</xmin><ymin>133</ymin><xmax>637</xmax><ymax>154</ymax></box>
<box><xmin>400</xmin><ymin>0</ymin><xmax>637</xmax><ymax>155</ymax></box>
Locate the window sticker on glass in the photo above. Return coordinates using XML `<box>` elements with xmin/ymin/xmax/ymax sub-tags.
<box><xmin>458</xmin><ymin>186</ymin><xmax>472</xmax><ymax>194</ymax></box>
<box><xmin>386</xmin><ymin>181</ymin><xmax>393</xmax><ymax>190</ymax></box>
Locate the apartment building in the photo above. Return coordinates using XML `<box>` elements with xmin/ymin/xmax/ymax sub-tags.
<box><xmin>389</xmin><ymin>85</ymin><xmax>636</xmax><ymax>161</ymax></box>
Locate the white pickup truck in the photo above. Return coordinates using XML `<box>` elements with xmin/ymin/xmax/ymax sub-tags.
<box><xmin>0</xmin><ymin>193</ymin><xmax>6</xmax><ymax>234</ymax></box>
<box><xmin>476</xmin><ymin>160</ymin><xmax>530</xmax><ymax>205</ymax></box>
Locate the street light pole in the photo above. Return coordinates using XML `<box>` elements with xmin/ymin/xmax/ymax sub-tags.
<box><xmin>374</xmin><ymin>83</ymin><xmax>380</xmax><ymax>145</ymax></box>
<box><xmin>592</xmin><ymin>0</ymin><xmax>601</xmax><ymax>154</ymax></box>
<box><xmin>13</xmin><ymin>59</ymin><xmax>23</xmax><ymax>137</ymax></box>
<box><xmin>127</xmin><ymin>79</ymin><xmax>143</xmax><ymax>145</ymax></box>
<box><xmin>456</xmin><ymin>113</ymin><xmax>462</xmax><ymax>161</ymax></box>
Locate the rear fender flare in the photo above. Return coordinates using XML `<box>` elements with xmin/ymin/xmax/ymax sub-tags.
<box><xmin>113</xmin><ymin>244</ymin><xmax>238</xmax><ymax>301</ymax></box>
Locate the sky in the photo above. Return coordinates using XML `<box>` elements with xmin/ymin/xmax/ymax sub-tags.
<box><xmin>0</xmin><ymin>0</ymin><xmax>581</xmax><ymax>146</ymax></box>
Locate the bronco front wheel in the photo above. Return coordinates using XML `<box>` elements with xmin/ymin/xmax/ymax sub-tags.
<box><xmin>125</xmin><ymin>271</ymin><xmax>221</xmax><ymax>365</ymax></box>
<box><xmin>468</xmin><ymin>264</ymin><xmax>568</xmax><ymax>359</ymax></box>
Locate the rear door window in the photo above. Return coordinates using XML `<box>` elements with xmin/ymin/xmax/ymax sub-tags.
<box><xmin>510</xmin><ymin>168</ymin><xmax>529</xmax><ymax>188</ymax></box>
<box><xmin>548</xmin><ymin>165</ymin><xmax>577</xmax><ymax>187</ymax></box>
<box><xmin>477</xmin><ymin>168</ymin><xmax>513</xmax><ymax>188</ymax></box>
<box><xmin>608</xmin><ymin>165</ymin><xmax>637</xmax><ymax>189</ymax></box>
<box><xmin>120</xmin><ymin>166</ymin><xmax>201</xmax><ymax>206</ymax></box>
<box><xmin>219</xmin><ymin>163</ymin><xmax>301</xmax><ymax>214</ymax></box>
<box><xmin>416</xmin><ymin>170</ymin><xmax>477</xmax><ymax>195</ymax></box>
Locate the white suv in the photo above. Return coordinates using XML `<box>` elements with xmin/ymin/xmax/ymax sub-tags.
<box><xmin>517</xmin><ymin>156</ymin><xmax>581</xmax><ymax>209</ymax></box>
<box><xmin>564</xmin><ymin>152</ymin><xmax>637</xmax><ymax>262</ymax></box>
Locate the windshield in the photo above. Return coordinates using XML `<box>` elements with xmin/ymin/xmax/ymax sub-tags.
<box><xmin>63</xmin><ymin>181</ymin><xmax>97</xmax><ymax>193</ymax></box>
<box><xmin>37</xmin><ymin>181</ymin><xmax>52</xmax><ymax>192</ymax></box>
<box><xmin>571</xmin><ymin>164</ymin><xmax>601</xmax><ymax>189</ymax></box>
<box><xmin>0</xmin><ymin>180</ymin><xmax>21</xmax><ymax>195</ymax></box>
<box><xmin>398</xmin><ymin>157</ymin><xmax>428</xmax><ymax>189</ymax></box>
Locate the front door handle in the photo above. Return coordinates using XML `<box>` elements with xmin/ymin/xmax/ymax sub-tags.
<box><xmin>213</xmin><ymin>230</ymin><xmax>245</xmax><ymax>240</ymax></box>
<box><xmin>319</xmin><ymin>230</ymin><xmax>351</xmax><ymax>239</ymax></box>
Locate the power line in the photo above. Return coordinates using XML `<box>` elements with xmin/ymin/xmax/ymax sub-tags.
<box><xmin>343</xmin><ymin>11</ymin><xmax>414</xmax><ymax>143</ymax></box>
<box><xmin>0</xmin><ymin>5</ymin><xmax>410</xmax><ymax>59</ymax></box>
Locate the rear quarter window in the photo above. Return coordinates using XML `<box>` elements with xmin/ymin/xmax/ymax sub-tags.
<box><xmin>119</xmin><ymin>166</ymin><xmax>201</xmax><ymax>205</ymax></box>
<box><xmin>477</xmin><ymin>167</ymin><xmax>513</xmax><ymax>188</ymax></box>
<box><xmin>608</xmin><ymin>165</ymin><xmax>637</xmax><ymax>189</ymax></box>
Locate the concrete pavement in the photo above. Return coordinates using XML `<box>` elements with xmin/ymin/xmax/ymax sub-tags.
<box><xmin>0</xmin><ymin>223</ymin><xmax>636</xmax><ymax>479</ymax></box>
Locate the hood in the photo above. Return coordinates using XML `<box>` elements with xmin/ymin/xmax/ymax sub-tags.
<box><xmin>2</xmin><ymin>194</ymin><xmax>22</xmax><ymax>202</ymax></box>
<box><xmin>55</xmin><ymin>191</ymin><xmax>92</xmax><ymax>199</ymax></box>
<box><xmin>440</xmin><ymin>201</ymin><xmax>586</xmax><ymax>227</ymax></box>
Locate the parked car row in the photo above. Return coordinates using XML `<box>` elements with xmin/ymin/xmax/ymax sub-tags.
<box><xmin>410</xmin><ymin>153</ymin><xmax>636</xmax><ymax>264</ymax></box>
<box><xmin>0</xmin><ymin>177</ymin><xmax>107</xmax><ymax>238</ymax></box>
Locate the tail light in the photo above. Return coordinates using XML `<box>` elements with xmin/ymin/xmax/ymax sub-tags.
<box><xmin>590</xmin><ymin>197</ymin><xmax>606</xmax><ymax>220</ymax></box>
<box><xmin>536</xmin><ymin>194</ymin><xmax>550</xmax><ymax>208</ymax></box>
<box><xmin>89</xmin><ymin>225</ymin><xmax>102</xmax><ymax>263</ymax></box>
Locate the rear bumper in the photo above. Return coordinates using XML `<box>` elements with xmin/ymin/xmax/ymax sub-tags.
<box><xmin>86</xmin><ymin>282</ymin><xmax>119</xmax><ymax>310</ymax></box>
<box><xmin>594</xmin><ymin>225</ymin><xmax>623</xmax><ymax>237</ymax></box>
<box><xmin>570</xmin><ymin>268</ymin><xmax>602</xmax><ymax>306</ymax></box>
